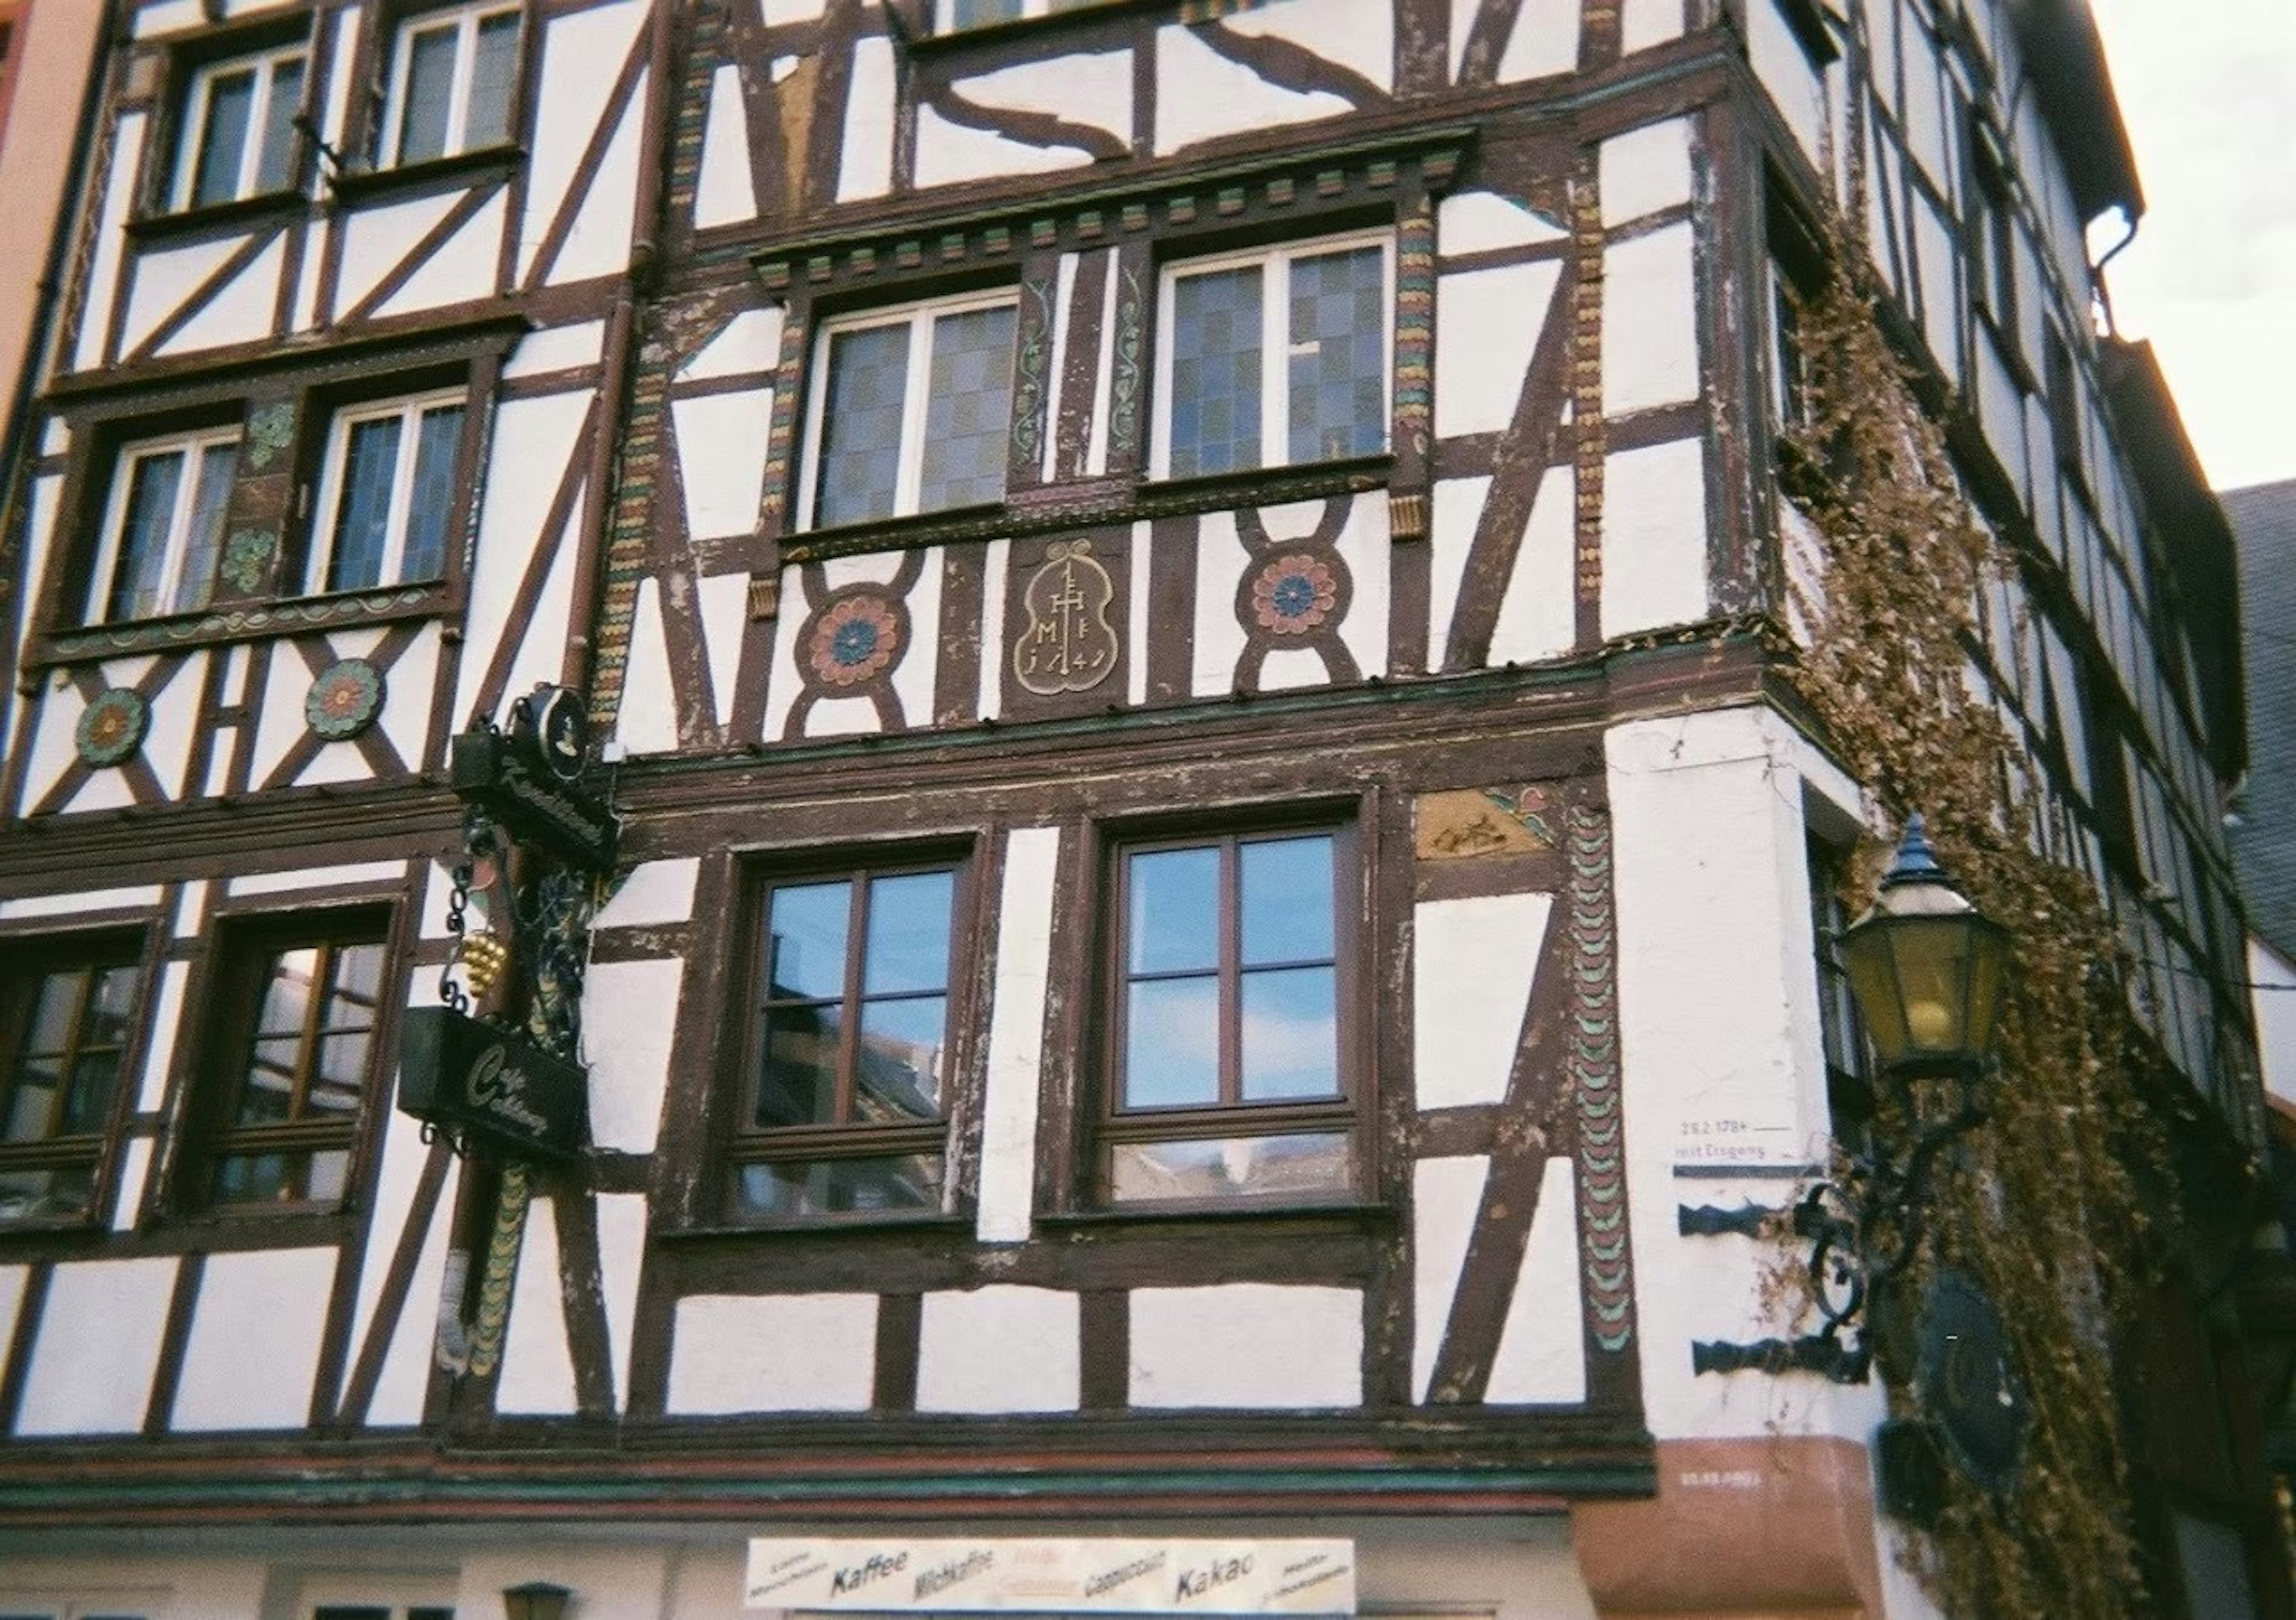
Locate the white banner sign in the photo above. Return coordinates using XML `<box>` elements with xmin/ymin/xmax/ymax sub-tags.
<box><xmin>744</xmin><ymin>1538</ymin><xmax>1355</xmax><ymax>1616</ymax></box>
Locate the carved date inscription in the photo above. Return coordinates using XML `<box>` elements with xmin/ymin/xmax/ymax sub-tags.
<box><xmin>1013</xmin><ymin>539</ymin><xmax>1119</xmax><ymax>695</ymax></box>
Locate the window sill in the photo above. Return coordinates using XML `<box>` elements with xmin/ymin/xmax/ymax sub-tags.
<box><xmin>908</xmin><ymin>0</ymin><xmax>1158</xmax><ymax>55</ymax></box>
<box><xmin>126</xmin><ymin>188</ymin><xmax>308</xmax><ymax>243</ymax></box>
<box><xmin>32</xmin><ymin>578</ymin><xmax>458</xmax><ymax>669</ymax></box>
<box><xmin>657</xmin><ymin>1210</ymin><xmax>978</xmax><ymax>1241</ymax></box>
<box><xmin>1037</xmin><ymin>1197</ymin><xmax>1395</xmax><ymax>1231</ymax></box>
<box><xmin>328</xmin><ymin>143</ymin><xmax>526</xmax><ymax>204</ymax></box>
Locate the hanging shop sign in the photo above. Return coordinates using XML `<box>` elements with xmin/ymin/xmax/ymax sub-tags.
<box><xmin>398</xmin><ymin>1005</ymin><xmax>588</xmax><ymax>1161</ymax></box>
<box><xmin>1917</xmin><ymin>1267</ymin><xmax>2030</xmax><ymax>1498</ymax></box>
<box><xmin>449</xmin><ymin>685</ymin><xmax>619</xmax><ymax>870</ymax></box>
<box><xmin>745</xmin><ymin>1539</ymin><xmax>1355</xmax><ymax>1616</ymax></box>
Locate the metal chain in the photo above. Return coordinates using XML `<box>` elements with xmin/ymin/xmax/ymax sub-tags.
<box><xmin>438</xmin><ymin>807</ymin><xmax>489</xmax><ymax>1014</ymax></box>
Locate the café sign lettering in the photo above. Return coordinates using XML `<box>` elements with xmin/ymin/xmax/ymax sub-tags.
<box><xmin>744</xmin><ymin>1539</ymin><xmax>1355</xmax><ymax>1616</ymax></box>
<box><xmin>398</xmin><ymin>1005</ymin><xmax>587</xmax><ymax>1161</ymax></box>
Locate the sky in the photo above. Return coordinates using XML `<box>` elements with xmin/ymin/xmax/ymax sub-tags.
<box><xmin>2086</xmin><ymin>0</ymin><xmax>2296</xmax><ymax>495</ymax></box>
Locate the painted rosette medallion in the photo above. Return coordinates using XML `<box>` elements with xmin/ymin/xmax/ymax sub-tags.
<box><xmin>307</xmin><ymin>657</ymin><xmax>386</xmax><ymax>740</ymax></box>
<box><xmin>805</xmin><ymin>590</ymin><xmax>905</xmax><ymax>690</ymax></box>
<box><xmin>75</xmin><ymin>687</ymin><xmax>150</xmax><ymax>767</ymax></box>
<box><xmin>1253</xmin><ymin>553</ymin><xmax>1343</xmax><ymax>635</ymax></box>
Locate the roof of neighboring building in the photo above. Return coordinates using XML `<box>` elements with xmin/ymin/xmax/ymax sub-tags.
<box><xmin>2225</xmin><ymin>477</ymin><xmax>2296</xmax><ymax>960</ymax></box>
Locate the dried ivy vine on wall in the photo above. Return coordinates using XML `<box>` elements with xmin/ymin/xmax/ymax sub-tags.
<box><xmin>1779</xmin><ymin>211</ymin><xmax>2181</xmax><ymax>1616</ymax></box>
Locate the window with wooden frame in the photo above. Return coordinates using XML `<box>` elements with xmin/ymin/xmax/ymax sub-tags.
<box><xmin>307</xmin><ymin>389</ymin><xmax>466</xmax><ymax>594</ymax></box>
<box><xmin>0</xmin><ymin>937</ymin><xmax>144</xmax><ymax>1224</ymax></box>
<box><xmin>1806</xmin><ymin>837</ymin><xmax>1870</xmax><ymax>1128</ymax></box>
<box><xmin>1153</xmin><ymin>231</ymin><xmax>1392</xmax><ymax>482</ymax></box>
<box><xmin>375</xmin><ymin>0</ymin><xmax>520</xmax><ymax>169</ymax></box>
<box><xmin>798</xmin><ymin>290</ymin><xmax>1019</xmax><ymax>532</ymax></box>
<box><xmin>935</xmin><ymin>0</ymin><xmax>1105</xmax><ymax>28</ymax></box>
<box><xmin>1965</xmin><ymin>120</ymin><xmax>2017</xmax><ymax>330</ymax></box>
<box><xmin>84</xmin><ymin>425</ymin><xmax>240</xmax><ymax>623</ymax></box>
<box><xmin>170</xmin><ymin>40</ymin><xmax>309</xmax><ymax>210</ymax></box>
<box><xmin>178</xmin><ymin>911</ymin><xmax>390</xmax><ymax>1212</ymax></box>
<box><xmin>728</xmin><ymin>860</ymin><xmax>964</xmax><ymax>1220</ymax></box>
<box><xmin>1097</xmin><ymin>824</ymin><xmax>1360</xmax><ymax>1206</ymax></box>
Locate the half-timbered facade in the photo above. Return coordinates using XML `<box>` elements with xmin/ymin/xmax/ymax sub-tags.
<box><xmin>0</xmin><ymin>0</ymin><xmax>2282</xmax><ymax>1617</ymax></box>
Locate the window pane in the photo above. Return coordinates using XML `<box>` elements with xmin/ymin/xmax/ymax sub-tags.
<box><xmin>306</xmin><ymin>1146</ymin><xmax>349</xmax><ymax>1202</ymax></box>
<box><xmin>1287</xmin><ymin>245</ymin><xmax>1386</xmax><ymax>463</ymax></box>
<box><xmin>329</xmin><ymin>415</ymin><xmax>403</xmax><ymax>590</ymax></box>
<box><xmin>399</xmin><ymin>404</ymin><xmax>462</xmax><ymax>582</ymax></box>
<box><xmin>732</xmin><ymin>1153</ymin><xmax>941</xmax><ymax>1219</ymax></box>
<box><xmin>215</xmin><ymin>1150</ymin><xmax>288</xmax><ymax>1203</ymax></box>
<box><xmin>1239</xmin><ymin>965</ymin><xmax>1338</xmax><ymax>1100</ymax></box>
<box><xmin>172</xmin><ymin>442</ymin><xmax>237</xmax><ymax>615</ymax></box>
<box><xmin>1106</xmin><ymin>1131</ymin><xmax>1351</xmax><ymax>1203</ymax></box>
<box><xmin>396</xmin><ymin>23</ymin><xmax>459</xmax><ymax>164</ymax></box>
<box><xmin>90</xmin><ymin>965</ymin><xmax>139</xmax><ymax>1044</ymax></box>
<box><xmin>917</xmin><ymin>305</ymin><xmax>1015</xmax><ymax>513</ymax></box>
<box><xmin>0</xmin><ymin>1164</ymin><xmax>95</xmax><ymax>1222</ymax></box>
<box><xmin>4</xmin><ymin>1058</ymin><xmax>57</xmax><ymax>1140</ymax></box>
<box><xmin>1238</xmin><ymin>834</ymin><xmax>1335</xmax><ymax>964</ymax></box>
<box><xmin>1168</xmin><ymin>266</ymin><xmax>1262</xmax><ymax>477</ymax></box>
<box><xmin>331</xmin><ymin>941</ymin><xmax>386</xmax><ymax>1020</ymax></box>
<box><xmin>238</xmin><ymin>1035</ymin><xmax>303</xmax><ymax>1124</ymax></box>
<box><xmin>23</xmin><ymin>969</ymin><xmax>81</xmax><ymax>1057</ymax></box>
<box><xmin>1123</xmin><ymin>975</ymin><xmax>1218</xmax><ymax>1108</ymax></box>
<box><xmin>754</xmin><ymin>1003</ymin><xmax>841</xmax><ymax>1127</ymax></box>
<box><xmin>764</xmin><ymin>880</ymin><xmax>851</xmax><ymax>999</ymax></box>
<box><xmin>192</xmin><ymin>68</ymin><xmax>255</xmax><ymax>207</ymax></box>
<box><xmin>855</xmin><ymin>994</ymin><xmax>945</xmax><ymax>1119</ymax></box>
<box><xmin>259</xmin><ymin>948</ymin><xmax>319</xmax><ymax>1037</ymax></box>
<box><xmin>60</xmin><ymin>1047</ymin><xmax>121</xmax><ymax>1134</ymax></box>
<box><xmin>814</xmin><ymin>323</ymin><xmax>910</xmax><ymax>527</ymax></box>
<box><xmin>255</xmin><ymin>57</ymin><xmax>306</xmax><ymax>193</ymax></box>
<box><xmin>310</xmin><ymin>1031</ymin><xmax>371</xmax><ymax>1113</ymax></box>
<box><xmin>111</xmin><ymin>450</ymin><xmax>185</xmax><ymax>620</ymax></box>
<box><xmin>466</xmin><ymin>11</ymin><xmax>520</xmax><ymax>148</ymax></box>
<box><xmin>950</xmin><ymin>0</ymin><xmax>1022</xmax><ymax>23</ymax></box>
<box><xmin>1126</xmin><ymin>846</ymin><xmax>1219</xmax><ymax>974</ymax></box>
<box><xmin>862</xmin><ymin>871</ymin><xmax>953</xmax><ymax>994</ymax></box>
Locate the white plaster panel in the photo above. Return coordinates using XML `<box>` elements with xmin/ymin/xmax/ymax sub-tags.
<box><xmin>1448</xmin><ymin>0</ymin><xmax>1477</xmax><ymax>80</ymax></box>
<box><xmin>1601</xmin><ymin>120</ymin><xmax>1692</xmax><ymax>227</ymax></box>
<box><xmin>0</xmin><ymin>884</ymin><xmax>163</xmax><ymax>920</ymax></box>
<box><xmin>521</xmin><ymin>0</ymin><xmax>649</xmax><ymax>283</ymax></box>
<box><xmin>1126</xmin><ymin>520</ymin><xmax>1152</xmax><ymax>706</ymax></box>
<box><xmin>584</xmin><ymin>957</ymin><xmax>682</xmax><ymax>1153</ymax></box>
<box><xmin>343</xmin><ymin>1106</ymin><xmax>439</xmax><ymax>1420</ymax></box>
<box><xmin>977</xmin><ymin>825</ymin><xmax>1062</xmax><ymax>1242</ymax></box>
<box><xmin>761</xmin><ymin>569</ymin><xmax>806</xmax><ymax>741</ymax></box>
<box><xmin>505</xmin><ymin>320</ymin><xmax>607</xmax><ymax>379</ymax></box>
<box><xmin>377</xmin><ymin>623</ymin><xmax>443</xmax><ymax>773</ymax></box>
<box><xmin>598</xmin><ymin>859</ymin><xmax>701</xmax><ymax>928</ymax></box>
<box><xmin>1333</xmin><ymin>493</ymin><xmax>1391</xmax><ymax>682</ymax></box>
<box><xmin>673</xmin><ymin>388</ymin><xmax>775</xmax><ymax>539</ymax></box>
<box><xmin>915</xmin><ymin>1286</ymin><xmax>1079</xmax><ymax>1412</ymax></box>
<box><xmin>1154</xmin><ymin>25</ymin><xmax>1347</xmax><ymax>155</ymax></box>
<box><xmin>375</xmin><ymin>192</ymin><xmax>505</xmax><ymax>318</ymax></box>
<box><xmin>173</xmin><ymin>1246</ymin><xmax>335</xmax><ymax>1430</ymax></box>
<box><xmin>1256</xmin><ymin>646</ymin><xmax>1326</xmax><ymax>691</ymax></box>
<box><xmin>72</xmin><ymin>112</ymin><xmax>145</xmax><ymax>371</ymax></box>
<box><xmin>1189</xmin><ymin>511</ymin><xmax>1252</xmax><ymax>696</ymax></box>
<box><xmin>1598</xmin><ymin>437</ymin><xmax>1708</xmax><ymax>639</ymax></box>
<box><xmin>1437</xmin><ymin>190</ymin><xmax>1564</xmax><ymax>255</ymax></box>
<box><xmin>0</xmin><ymin>1267</ymin><xmax>24</xmax><ymax>1371</ymax></box>
<box><xmin>836</xmin><ymin>36</ymin><xmax>897</xmax><ymax>202</ymax></box>
<box><xmin>368</xmin><ymin>1147</ymin><xmax>461</xmax><ymax>1426</ymax></box>
<box><xmin>697</xmin><ymin>62</ymin><xmax>758</xmax><ymax>230</ymax></box>
<box><xmin>1436</xmin><ymin>261</ymin><xmax>1561</xmax><ymax>437</ymax></box>
<box><xmin>618</xmin><ymin>576</ymin><xmax>680</xmax><ymax>755</ymax></box>
<box><xmin>111</xmin><ymin>1136</ymin><xmax>154</xmax><ymax>1228</ymax></box>
<box><xmin>915</xmin><ymin>105</ymin><xmax>1094</xmax><ymax>190</ymax></box>
<box><xmin>39</xmin><ymin>418</ymin><xmax>68</xmax><ymax>456</ymax></box>
<box><xmin>155</xmin><ymin>234</ymin><xmax>285</xmax><ymax>356</ymax></box>
<box><xmin>693</xmin><ymin>574</ymin><xmax>753</xmax><ymax>728</ymax></box>
<box><xmin>1085</xmin><ymin>255</ymin><xmax>1121</xmax><ymax>475</ymax></box>
<box><xmin>35</xmin><ymin>692</ymin><xmax>126</xmax><ymax>814</ymax></box>
<box><xmin>1749</xmin><ymin>0</ymin><xmax>1827</xmax><ymax>167</ymax></box>
<box><xmin>821</xmin><ymin>553</ymin><xmax>909</xmax><ymax>590</ymax></box>
<box><xmin>1484</xmin><ymin>1155</ymin><xmax>1587</xmax><ymax>1402</ymax></box>
<box><xmin>927</xmin><ymin>50</ymin><xmax>1131</xmax><ymax>179</ymax></box>
<box><xmin>1602</xmin><ymin>223</ymin><xmax>1699</xmax><ymax>416</ymax></box>
<box><xmin>598</xmin><ymin>1192</ymin><xmax>648</xmax><ymax>1411</ymax></box>
<box><xmin>1041</xmin><ymin>252</ymin><xmax>1079</xmax><ymax>484</ymax></box>
<box><xmin>335</xmin><ymin>191</ymin><xmax>460</xmax><ymax>318</ymax></box>
<box><xmin>1412</xmin><ymin>891</ymin><xmax>1553</xmax><ymax>1109</ymax></box>
<box><xmin>761</xmin><ymin>0</ymin><xmax>825</xmax><ymax>25</ymax></box>
<box><xmin>1900</xmin><ymin>46</ymin><xmax>1951</xmax><ymax>200</ymax></box>
<box><xmin>1427</xmin><ymin>475</ymin><xmax>1485</xmax><ymax>667</ymax></box>
<box><xmin>135</xmin><ymin>961</ymin><xmax>187</xmax><ymax>1112</ymax></box>
<box><xmin>496</xmin><ymin>1196</ymin><xmax>576</xmax><ymax>1414</ymax></box>
<box><xmin>799</xmin><ymin>695</ymin><xmax>881</xmax><ymax>738</ymax></box>
<box><xmin>226</xmin><ymin>860</ymin><xmax>405</xmax><ymax>895</ymax></box>
<box><xmin>1910</xmin><ymin>193</ymin><xmax>1960</xmax><ymax>388</ymax></box>
<box><xmin>1620</xmin><ymin>0</ymin><xmax>1684</xmax><ymax>51</ymax></box>
<box><xmin>979</xmin><ymin>539</ymin><xmax>1009</xmax><ymax>719</ymax></box>
<box><xmin>547</xmin><ymin>75</ymin><xmax>643</xmax><ymax>285</ymax></box>
<box><xmin>680</xmin><ymin>306</ymin><xmax>786</xmax><ymax>382</ymax></box>
<box><xmin>455</xmin><ymin>392</ymin><xmax>593</xmax><ymax>725</ymax></box>
<box><xmin>17</xmin><ymin>1256</ymin><xmax>176</xmax><ymax>1435</ymax></box>
<box><xmin>132</xmin><ymin>0</ymin><xmax>204</xmax><ymax>36</ymax></box>
<box><xmin>891</xmin><ymin>547</ymin><xmax>944</xmax><ymax>727</ymax></box>
<box><xmin>15</xmin><ymin>475</ymin><xmax>59</xmax><ymax>660</ymax></box>
<box><xmin>1489</xmin><ymin>466</ymin><xmax>1578</xmax><ymax>663</ymax></box>
<box><xmin>117</xmin><ymin>233</ymin><xmax>245</xmax><ymax>359</ymax></box>
<box><xmin>1129</xmin><ymin>1283</ymin><xmax>1363</xmax><ymax>1408</ymax></box>
<box><xmin>667</xmin><ymin>1292</ymin><xmax>877</xmax><ymax>1413</ymax></box>
<box><xmin>1497</xmin><ymin>0</ymin><xmax>1577</xmax><ymax>82</ymax></box>
<box><xmin>1222</xmin><ymin>0</ymin><xmax>1391</xmax><ymax>92</ymax></box>
<box><xmin>1410</xmin><ymin>1155</ymin><xmax>1485</xmax><ymax>1401</ymax></box>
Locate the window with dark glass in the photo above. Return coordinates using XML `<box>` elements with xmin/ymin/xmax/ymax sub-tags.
<box><xmin>1100</xmin><ymin>828</ymin><xmax>1356</xmax><ymax>1204</ymax></box>
<box><xmin>191</xmin><ymin>920</ymin><xmax>389</xmax><ymax>1209</ymax></box>
<box><xmin>0</xmin><ymin>945</ymin><xmax>141</xmax><ymax>1223</ymax></box>
<box><xmin>173</xmin><ymin>43</ymin><xmax>307</xmax><ymax>210</ymax></box>
<box><xmin>378</xmin><ymin>0</ymin><xmax>518</xmax><ymax>167</ymax></box>
<box><xmin>938</xmin><ymin>0</ymin><xmax>1104</xmax><ymax>26</ymax></box>
<box><xmin>731</xmin><ymin>864</ymin><xmax>958</xmax><ymax>1219</ymax></box>
<box><xmin>1155</xmin><ymin>233</ymin><xmax>1391</xmax><ymax>480</ymax></box>
<box><xmin>1808</xmin><ymin>839</ymin><xmax>1868</xmax><ymax>1094</ymax></box>
<box><xmin>799</xmin><ymin>292</ymin><xmax>1018</xmax><ymax>530</ymax></box>
<box><xmin>309</xmin><ymin>391</ymin><xmax>464</xmax><ymax>593</ymax></box>
<box><xmin>87</xmin><ymin>428</ymin><xmax>240</xmax><ymax>622</ymax></box>
<box><xmin>1968</xmin><ymin>127</ymin><xmax>2016</xmax><ymax>328</ymax></box>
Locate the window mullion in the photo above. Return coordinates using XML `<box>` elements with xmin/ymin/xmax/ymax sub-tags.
<box><xmin>35</xmin><ymin>969</ymin><xmax>93</xmax><ymax>1140</ymax></box>
<box><xmin>1261</xmin><ymin>255</ymin><xmax>1288</xmax><ymax>469</ymax></box>
<box><xmin>835</xmin><ymin>878</ymin><xmax>869</xmax><ymax>1125</ymax></box>
<box><xmin>381</xmin><ymin>405</ymin><xmax>420</xmax><ymax>583</ymax></box>
<box><xmin>383</xmin><ymin>25</ymin><xmax>415</xmax><ymax>164</ymax></box>
<box><xmin>896</xmin><ymin>311</ymin><xmax>935</xmax><ymax>516</ymax></box>
<box><xmin>446</xmin><ymin>11</ymin><xmax>478</xmax><ymax>155</ymax></box>
<box><xmin>233</xmin><ymin>59</ymin><xmax>268</xmax><ymax>200</ymax></box>
<box><xmin>1219</xmin><ymin>838</ymin><xmax>1242</xmax><ymax>1106</ymax></box>
<box><xmin>152</xmin><ymin>441</ymin><xmax>202</xmax><ymax>619</ymax></box>
<box><xmin>292</xmin><ymin>941</ymin><xmax>334</xmax><ymax>1126</ymax></box>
